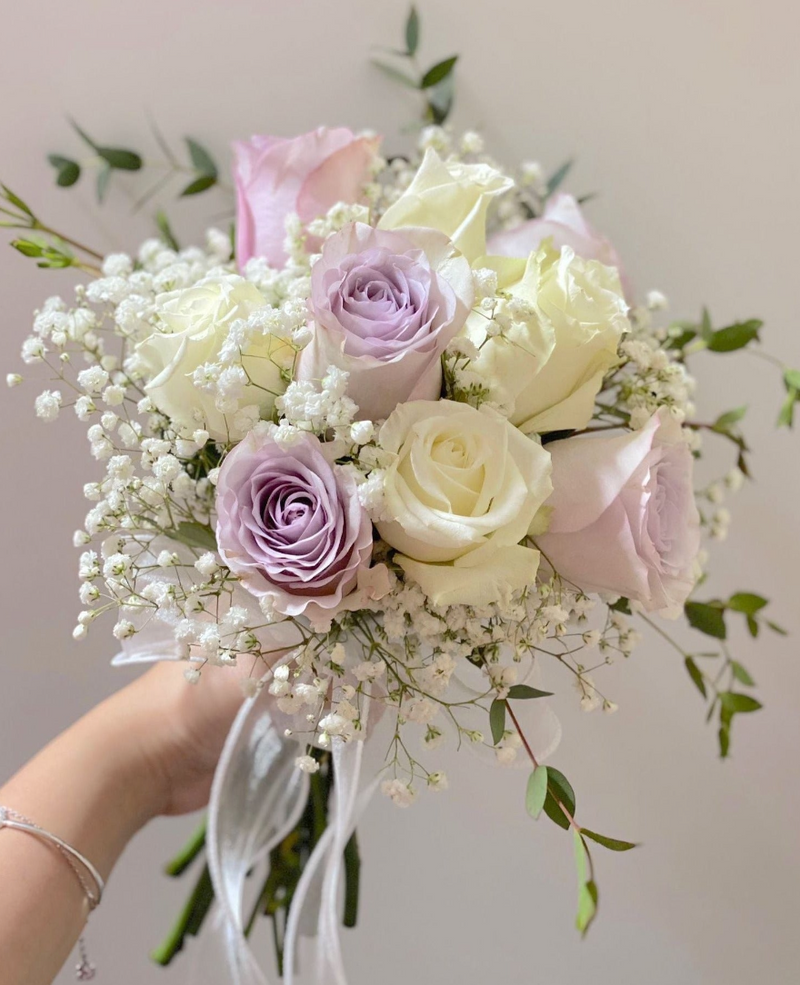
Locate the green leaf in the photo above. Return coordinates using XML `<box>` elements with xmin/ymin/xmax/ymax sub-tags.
<box><xmin>700</xmin><ymin>307</ymin><xmax>713</xmax><ymax>341</ymax></box>
<box><xmin>420</xmin><ymin>55</ymin><xmax>458</xmax><ymax>89</ymax></box>
<box><xmin>98</xmin><ymin>146</ymin><xmax>142</xmax><ymax>171</ymax></box>
<box><xmin>609</xmin><ymin>597</ymin><xmax>632</xmax><ymax>615</ymax></box>
<box><xmin>746</xmin><ymin>615</ymin><xmax>759</xmax><ymax>638</ymax></box>
<box><xmin>573</xmin><ymin>830</ymin><xmax>598</xmax><ymax>936</ymax></box>
<box><xmin>11</xmin><ymin>238</ymin><xmax>44</xmax><ymax>258</ymax></box>
<box><xmin>720</xmin><ymin>692</ymin><xmax>762</xmax><ymax>714</ymax></box>
<box><xmin>155</xmin><ymin>209</ymin><xmax>180</xmax><ymax>251</ymax></box>
<box><xmin>784</xmin><ymin>368</ymin><xmax>800</xmax><ymax>391</ymax></box>
<box><xmin>718</xmin><ymin>723</ymin><xmax>730</xmax><ymax>758</ymax></box>
<box><xmin>685</xmin><ymin>601</ymin><xmax>727</xmax><ymax>640</ymax></box>
<box><xmin>766</xmin><ymin>619</ymin><xmax>788</xmax><ymax>636</ymax></box>
<box><xmin>371</xmin><ymin>60</ymin><xmax>419</xmax><ymax>88</ymax></box>
<box><xmin>580</xmin><ymin>828</ymin><xmax>638</xmax><ymax>852</ymax></box>
<box><xmin>489</xmin><ymin>698</ymin><xmax>506</xmax><ymax>745</ymax></box>
<box><xmin>727</xmin><ymin>592</ymin><xmax>768</xmax><ymax>615</ymax></box>
<box><xmin>546</xmin><ymin>159</ymin><xmax>573</xmax><ymax>197</ymax></box>
<box><xmin>667</xmin><ymin>326</ymin><xmax>697</xmax><ymax>350</ymax></box>
<box><xmin>405</xmin><ymin>5</ymin><xmax>420</xmax><ymax>56</ymax></box>
<box><xmin>181</xmin><ymin>174</ymin><xmax>217</xmax><ymax>197</ymax></box>
<box><xmin>1</xmin><ymin>184</ymin><xmax>34</xmax><ymax>216</ymax></box>
<box><xmin>543</xmin><ymin>767</ymin><xmax>576</xmax><ymax>831</ymax></box>
<box><xmin>525</xmin><ymin>766</ymin><xmax>548</xmax><ymax>820</ymax></box>
<box><xmin>777</xmin><ymin>389</ymin><xmax>796</xmax><ymax>428</ymax></box>
<box><xmin>706</xmin><ymin>319</ymin><xmax>762</xmax><ymax>353</ymax></box>
<box><xmin>712</xmin><ymin>406</ymin><xmax>747</xmax><ymax>431</ymax></box>
<box><xmin>185</xmin><ymin>138</ymin><xmax>218</xmax><ymax>178</ymax></box>
<box><xmin>730</xmin><ymin>661</ymin><xmax>755</xmax><ymax>687</ymax></box>
<box><xmin>506</xmin><ymin>684</ymin><xmax>553</xmax><ymax>700</ymax></box>
<box><xmin>48</xmin><ymin>155</ymin><xmax>81</xmax><ymax>187</ymax></box>
<box><xmin>96</xmin><ymin>165</ymin><xmax>112</xmax><ymax>203</ymax></box>
<box><xmin>684</xmin><ymin>656</ymin><xmax>707</xmax><ymax>698</ymax></box>
<box><xmin>427</xmin><ymin>73</ymin><xmax>455</xmax><ymax>125</ymax></box>
<box><xmin>167</xmin><ymin>521</ymin><xmax>217</xmax><ymax>552</ymax></box>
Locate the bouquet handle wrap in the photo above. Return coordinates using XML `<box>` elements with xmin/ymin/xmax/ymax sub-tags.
<box><xmin>204</xmin><ymin>673</ymin><xmax>309</xmax><ymax>985</ymax></box>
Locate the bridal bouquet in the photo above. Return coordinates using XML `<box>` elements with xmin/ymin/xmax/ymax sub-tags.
<box><xmin>3</xmin><ymin>9</ymin><xmax>794</xmax><ymax>982</ymax></box>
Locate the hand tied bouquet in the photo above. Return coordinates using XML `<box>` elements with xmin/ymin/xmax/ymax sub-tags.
<box><xmin>3</xmin><ymin>8</ymin><xmax>796</xmax><ymax>981</ymax></box>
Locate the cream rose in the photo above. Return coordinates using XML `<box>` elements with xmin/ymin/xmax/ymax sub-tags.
<box><xmin>137</xmin><ymin>274</ymin><xmax>293</xmax><ymax>442</ymax></box>
<box><xmin>376</xmin><ymin>400</ymin><xmax>552</xmax><ymax>607</ymax></box>
<box><xmin>466</xmin><ymin>242</ymin><xmax>630</xmax><ymax>434</ymax></box>
<box><xmin>379</xmin><ymin>149</ymin><xmax>513</xmax><ymax>264</ymax></box>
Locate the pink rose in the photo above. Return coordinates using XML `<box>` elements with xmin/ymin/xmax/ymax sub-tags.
<box><xmin>296</xmin><ymin>222</ymin><xmax>472</xmax><ymax>421</ymax></box>
<box><xmin>215</xmin><ymin>429</ymin><xmax>373</xmax><ymax>619</ymax></box>
<box><xmin>489</xmin><ymin>193</ymin><xmax>632</xmax><ymax>299</ymax></box>
<box><xmin>233</xmin><ymin>127</ymin><xmax>379</xmax><ymax>269</ymax></box>
<box><xmin>536</xmin><ymin>410</ymin><xmax>700</xmax><ymax>616</ymax></box>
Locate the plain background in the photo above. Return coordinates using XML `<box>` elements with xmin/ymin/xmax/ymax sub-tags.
<box><xmin>1</xmin><ymin>1</ymin><xmax>798</xmax><ymax>982</ymax></box>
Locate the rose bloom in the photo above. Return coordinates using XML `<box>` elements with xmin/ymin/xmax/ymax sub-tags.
<box><xmin>296</xmin><ymin>222</ymin><xmax>473</xmax><ymax>421</ymax></box>
<box><xmin>465</xmin><ymin>241</ymin><xmax>630</xmax><ymax>434</ymax></box>
<box><xmin>137</xmin><ymin>275</ymin><xmax>292</xmax><ymax>442</ymax></box>
<box><xmin>488</xmin><ymin>192</ymin><xmax>631</xmax><ymax>299</ymax></box>
<box><xmin>376</xmin><ymin>400</ymin><xmax>552</xmax><ymax>607</ymax></box>
<box><xmin>379</xmin><ymin>148</ymin><xmax>513</xmax><ymax>264</ymax></box>
<box><xmin>233</xmin><ymin>127</ymin><xmax>379</xmax><ymax>269</ymax></box>
<box><xmin>215</xmin><ymin>430</ymin><xmax>373</xmax><ymax>618</ymax></box>
<box><xmin>535</xmin><ymin>409</ymin><xmax>701</xmax><ymax>616</ymax></box>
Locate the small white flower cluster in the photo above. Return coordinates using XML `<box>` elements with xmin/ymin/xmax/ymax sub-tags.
<box><xmin>617</xmin><ymin>334</ymin><xmax>696</xmax><ymax>429</ymax></box>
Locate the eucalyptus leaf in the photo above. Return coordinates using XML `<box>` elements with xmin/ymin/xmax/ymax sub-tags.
<box><xmin>546</xmin><ymin>159</ymin><xmax>573</xmax><ymax>197</ymax></box>
<box><xmin>712</xmin><ymin>406</ymin><xmax>747</xmax><ymax>431</ymax></box>
<box><xmin>98</xmin><ymin>146</ymin><xmax>143</xmax><ymax>171</ymax></box>
<box><xmin>48</xmin><ymin>155</ymin><xmax>81</xmax><ymax>188</ymax></box>
<box><xmin>96</xmin><ymin>166</ymin><xmax>112</xmax><ymax>203</ymax></box>
<box><xmin>572</xmin><ymin>830</ymin><xmax>598</xmax><ymax>936</ymax></box>
<box><xmin>420</xmin><ymin>55</ymin><xmax>458</xmax><ymax>89</ymax></box>
<box><xmin>719</xmin><ymin>692</ymin><xmax>762</xmax><ymax>714</ymax></box>
<box><xmin>506</xmin><ymin>684</ymin><xmax>553</xmax><ymax>700</ymax></box>
<box><xmin>727</xmin><ymin>592</ymin><xmax>768</xmax><ymax>615</ymax></box>
<box><xmin>784</xmin><ymin>368</ymin><xmax>800</xmax><ymax>391</ymax></box>
<box><xmin>580</xmin><ymin>828</ymin><xmax>638</xmax><ymax>852</ymax></box>
<box><xmin>186</xmin><ymin>138</ymin><xmax>218</xmax><ymax>178</ymax></box>
<box><xmin>489</xmin><ymin>698</ymin><xmax>506</xmax><ymax>745</ymax></box>
<box><xmin>706</xmin><ymin>319</ymin><xmax>762</xmax><ymax>353</ymax></box>
<box><xmin>543</xmin><ymin>767</ymin><xmax>576</xmax><ymax>831</ymax></box>
<box><xmin>525</xmin><ymin>766</ymin><xmax>548</xmax><ymax>820</ymax></box>
<box><xmin>684</xmin><ymin>656</ymin><xmax>707</xmax><ymax>698</ymax></box>
<box><xmin>1</xmin><ymin>184</ymin><xmax>34</xmax><ymax>216</ymax></box>
<box><xmin>777</xmin><ymin>389</ymin><xmax>796</xmax><ymax>428</ymax></box>
<box><xmin>156</xmin><ymin>209</ymin><xmax>180</xmax><ymax>251</ymax></box>
<box><xmin>685</xmin><ymin>601</ymin><xmax>727</xmax><ymax>640</ymax></box>
<box><xmin>730</xmin><ymin>661</ymin><xmax>755</xmax><ymax>687</ymax></box>
<box><xmin>181</xmin><ymin>174</ymin><xmax>217</xmax><ymax>197</ymax></box>
<box><xmin>405</xmin><ymin>5</ymin><xmax>420</xmax><ymax>56</ymax></box>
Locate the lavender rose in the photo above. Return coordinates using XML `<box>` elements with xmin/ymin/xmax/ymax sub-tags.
<box><xmin>215</xmin><ymin>429</ymin><xmax>373</xmax><ymax>618</ymax></box>
<box><xmin>296</xmin><ymin>222</ymin><xmax>473</xmax><ymax>421</ymax></box>
<box><xmin>536</xmin><ymin>409</ymin><xmax>700</xmax><ymax>616</ymax></box>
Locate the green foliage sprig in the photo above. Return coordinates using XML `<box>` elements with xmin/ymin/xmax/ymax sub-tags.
<box><xmin>372</xmin><ymin>6</ymin><xmax>458</xmax><ymax>125</ymax></box>
<box><xmin>47</xmin><ymin>118</ymin><xmax>224</xmax><ymax>209</ymax></box>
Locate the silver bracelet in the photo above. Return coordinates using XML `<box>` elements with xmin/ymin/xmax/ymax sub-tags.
<box><xmin>0</xmin><ymin>805</ymin><xmax>105</xmax><ymax>980</ymax></box>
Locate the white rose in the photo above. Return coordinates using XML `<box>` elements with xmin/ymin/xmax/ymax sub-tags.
<box><xmin>466</xmin><ymin>242</ymin><xmax>630</xmax><ymax>433</ymax></box>
<box><xmin>379</xmin><ymin>148</ymin><xmax>513</xmax><ymax>264</ymax></box>
<box><xmin>137</xmin><ymin>274</ymin><xmax>292</xmax><ymax>441</ymax></box>
<box><xmin>376</xmin><ymin>400</ymin><xmax>552</xmax><ymax>607</ymax></box>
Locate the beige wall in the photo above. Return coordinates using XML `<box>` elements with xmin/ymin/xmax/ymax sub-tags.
<box><xmin>1</xmin><ymin>1</ymin><xmax>798</xmax><ymax>982</ymax></box>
